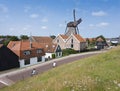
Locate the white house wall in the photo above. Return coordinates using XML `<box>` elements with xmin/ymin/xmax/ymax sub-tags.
<box><xmin>56</xmin><ymin>52</ymin><xmax>62</xmax><ymax>57</ymax></box>
<box><xmin>19</xmin><ymin>59</ymin><xmax>24</xmax><ymax>68</ymax></box>
<box><xmin>19</xmin><ymin>56</ymin><xmax>45</xmax><ymax>68</ymax></box>
<box><xmin>45</xmin><ymin>53</ymin><xmax>53</xmax><ymax>59</ymax></box>
<box><xmin>42</xmin><ymin>56</ymin><xmax>45</xmax><ymax>62</ymax></box>
<box><xmin>30</xmin><ymin>57</ymin><xmax>37</xmax><ymax>65</ymax></box>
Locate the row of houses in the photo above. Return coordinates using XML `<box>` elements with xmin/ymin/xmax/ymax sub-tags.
<box><xmin>1</xmin><ymin>34</ymin><xmax>119</xmax><ymax>71</ymax></box>
<box><xmin>0</xmin><ymin>33</ymin><xmax>87</xmax><ymax>71</ymax></box>
<box><xmin>0</xmin><ymin>36</ymin><xmax>62</xmax><ymax>71</ymax></box>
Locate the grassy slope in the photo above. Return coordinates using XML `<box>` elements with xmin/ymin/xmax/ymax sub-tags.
<box><xmin>1</xmin><ymin>47</ymin><xmax>120</xmax><ymax>91</ymax></box>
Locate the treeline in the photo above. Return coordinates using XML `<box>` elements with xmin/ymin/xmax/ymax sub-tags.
<box><xmin>0</xmin><ymin>35</ymin><xmax>29</xmax><ymax>46</ymax></box>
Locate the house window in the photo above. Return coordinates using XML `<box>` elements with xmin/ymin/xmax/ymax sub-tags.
<box><xmin>57</xmin><ymin>39</ymin><xmax>59</xmax><ymax>43</ymax></box>
<box><xmin>37</xmin><ymin>49</ymin><xmax>42</xmax><ymax>53</ymax></box>
<box><xmin>71</xmin><ymin>39</ymin><xmax>73</xmax><ymax>43</ymax></box>
<box><xmin>24</xmin><ymin>59</ymin><xmax>30</xmax><ymax>65</ymax></box>
<box><xmin>37</xmin><ymin>57</ymin><xmax>42</xmax><ymax>62</ymax></box>
<box><xmin>23</xmin><ymin>50</ymin><xmax>30</xmax><ymax>55</ymax></box>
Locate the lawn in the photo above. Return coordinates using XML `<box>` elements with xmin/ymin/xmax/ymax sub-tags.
<box><xmin>1</xmin><ymin>46</ymin><xmax>120</xmax><ymax>91</ymax></box>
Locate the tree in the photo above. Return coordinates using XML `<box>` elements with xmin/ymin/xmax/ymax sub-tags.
<box><xmin>50</xmin><ymin>35</ymin><xmax>56</xmax><ymax>39</ymax></box>
<box><xmin>20</xmin><ymin>35</ymin><xmax>29</xmax><ymax>40</ymax></box>
<box><xmin>86</xmin><ymin>38</ymin><xmax>90</xmax><ymax>46</ymax></box>
<box><xmin>3</xmin><ymin>36</ymin><xmax>19</xmax><ymax>46</ymax></box>
<box><xmin>10</xmin><ymin>36</ymin><xmax>19</xmax><ymax>41</ymax></box>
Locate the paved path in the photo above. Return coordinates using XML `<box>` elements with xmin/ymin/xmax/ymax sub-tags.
<box><xmin>0</xmin><ymin>51</ymin><xmax>106</xmax><ymax>88</ymax></box>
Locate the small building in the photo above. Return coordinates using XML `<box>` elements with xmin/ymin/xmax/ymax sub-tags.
<box><xmin>7</xmin><ymin>41</ymin><xmax>45</xmax><ymax>68</ymax></box>
<box><xmin>40</xmin><ymin>43</ymin><xmax>62</xmax><ymax>60</ymax></box>
<box><xmin>96</xmin><ymin>38</ymin><xmax>106</xmax><ymax>50</ymax></box>
<box><xmin>66</xmin><ymin>34</ymin><xmax>86</xmax><ymax>51</ymax></box>
<box><xmin>53</xmin><ymin>34</ymin><xmax>68</xmax><ymax>50</ymax></box>
<box><xmin>0</xmin><ymin>44</ymin><xmax>19</xmax><ymax>71</ymax></box>
<box><xmin>53</xmin><ymin>34</ymin><xmax>86</xmax><ymax>52</ymax></box>
<box><xmin>30</xmin><ymin>36</ymin><xmax>62</xmax><ymax>59</ymax></box>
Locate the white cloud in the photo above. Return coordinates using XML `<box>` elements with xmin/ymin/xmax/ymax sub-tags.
<box><xmin>29</xmin><ymin>14</ymin><xmax>39</xmax><ymax>18</ymax></box>
<box><xmin>41</xmin><ymin>26</ymin><xmax>47</xmax><ymax>30</ymax></box>
<box><xmin>0</xmin><ymin>4</ymin><xmax>8</xmax><ymax>13</ymax></box>
<box><xmin>96</xmin><ymin>22</ymin><xmax>109</xmax><ymax>27</ymax></box>
<box><xmin>92</xmin><ymin>11</ymin><xmax>107</xmax><ymax>16</ymax></box>
<box><xmin>89</xmin><ymin>22</ymin><xmax>109</xmax><ymax>28</ymax></box>
<box><xmin>41</xmin><ymin>18</ymin><xmax>48</xmax><ymax>22</ymax></box>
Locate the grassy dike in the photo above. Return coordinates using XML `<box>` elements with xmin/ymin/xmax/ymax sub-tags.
<box><xmin>1</xmin><ymin>47</ymin><xmax>120</xmax><ymax>91</ymax></box>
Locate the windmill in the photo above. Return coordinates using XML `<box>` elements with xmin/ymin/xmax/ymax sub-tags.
<box><xmin>65</xmin><ymin>9</ymin><xmax>82</xmax><ymax>36</ymax></box>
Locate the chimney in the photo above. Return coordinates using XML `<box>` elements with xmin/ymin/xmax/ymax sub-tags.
<box><xmin>30</xmin><ymin>41</ymin><xmax>32</xmax><ymax>48</ymax></box>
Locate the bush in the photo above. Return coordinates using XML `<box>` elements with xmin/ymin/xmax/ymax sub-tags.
<box><xmin>52</xmin><ymin>54</ymin><xmax>56</xmax><ymax>59</ymax></box>
<box><xmin>62</xmin><ymin>48</ymin><xmax>77</xmax><ymax>56</ymax></box>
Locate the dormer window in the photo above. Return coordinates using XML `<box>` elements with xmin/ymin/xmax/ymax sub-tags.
<box><xmin>23</xmin><ymin>50</ymin><xmax>30</xmax><ymax>55</ymax></box>
<box><xmin>37</xmin><ymin>49</ymin><xmax>42</xmax><ymax>53</ymax></box>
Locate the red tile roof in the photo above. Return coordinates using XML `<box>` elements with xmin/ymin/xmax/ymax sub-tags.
<box><xmin>32</xmin><ymin>36</ymin><xmax>53</xmax><ymax>43</ymax></box>
<box><xmin>73</xmin><ymin>34</ymin><xmax>86</xmax><ymax>42</ymax></box>
<box><xmin>60</xmin><ymin>35</ymin><xmax>68</xmax><ymax>39</ymax></box>
<box><xmin>7</xmin><ymin>41</ymin><xmax>45</xmax><ymax>59</ymax></box>
<box><xmin>85</xmin><ymin>38</ymin><xmax>96</xmax><ymax>42</ymax></box>
<box><xmin>31</xmin><ymin>36</ymin><xmax>58</xmax><ymax>53</ymax></box>
<box><xmin>39</xmin><ymin>43</ymin><xmax>57</xmax><ymax>53</ymax></box>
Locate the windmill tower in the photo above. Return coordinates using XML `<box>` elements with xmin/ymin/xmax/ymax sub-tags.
<box><xmin>65</xmin><ymin>9</ymin><xmax>82</xmax><ymax>36</ymax></box>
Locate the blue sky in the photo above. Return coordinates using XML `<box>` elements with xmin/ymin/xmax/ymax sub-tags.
<box><xmin>0</xmin><ymin>0</ymin><xmax>120</xmax><ymax>38</ymax></box>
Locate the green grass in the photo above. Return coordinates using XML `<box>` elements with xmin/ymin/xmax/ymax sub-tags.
<box><xmin>1</xmin><ymin>46</ymin><xmax>120</xmax><ymax>91</ymax></box>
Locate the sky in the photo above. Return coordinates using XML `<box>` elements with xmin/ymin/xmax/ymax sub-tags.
<box><xmin>0</xmin><ymin>0</ymin><xmax>120</xmax><ymax>38</ymax></box>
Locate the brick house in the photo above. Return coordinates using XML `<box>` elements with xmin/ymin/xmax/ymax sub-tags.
<box><xmin>53</xmin><ymin>34</ymin><xmax>86</xmax><ymax>52</ymax></box>
<box><xmin>0</xmin><ymin>44</ymin><xmax>19</xmax><ymax>71</ymax></box>
<box><xmin>52</xmin><ymin>34</ymin><xmax>68</xmax><ymax>49</ymax></box>
<box><xmin>7</xmin><ymin>41</ymin><xmax>45</xmax><ymax>68</ymax></box>
<box><xmin>30</xmin><ymin>36</ymin><xmax>62</xmax><ymax>59</ymax></box>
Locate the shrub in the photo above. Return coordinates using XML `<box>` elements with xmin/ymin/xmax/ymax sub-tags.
<box><xmin>52</xmin><ymin>53</ymin><xmax>56</xmax><ymax>59</ymax></box>
<box><xmin>62</xmin><ymin>48</ymin><xmax>77</xmax><ymax>56</ymax></box>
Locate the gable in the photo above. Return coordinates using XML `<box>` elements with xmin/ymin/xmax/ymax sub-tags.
<box><xmin>53</xmin><ymin>35</ymin><xmax>67</xmax><ymax>43</ymax></box>
<box><xmin>55</xmin><ymin>45</ymin><xmax>62</xmax><ymax>52</ymax></box>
